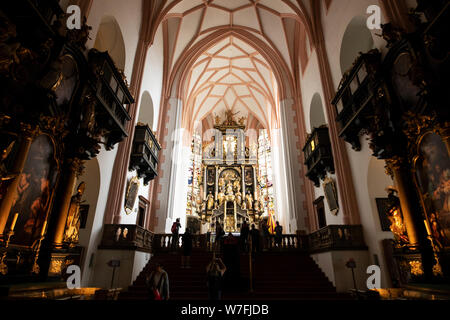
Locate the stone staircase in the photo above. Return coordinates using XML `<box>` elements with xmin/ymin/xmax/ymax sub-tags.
<box><xmin>120</xmin><ymin>250</ymin><xmax>351</xmax><ymax>300</ymax></box>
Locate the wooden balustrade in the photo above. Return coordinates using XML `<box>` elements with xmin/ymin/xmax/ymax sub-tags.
<box><xmin>99</xmin><ymin>226</ymin><xmax>366</xmax><ymax>255</ymax></box>
<box><xmin>99</xmin><ymin>224</ymin><xmax>154</xmax><ymax>252</ymax></box>
<box><xmin>308</xmin><ymin>225</ymin><xmax>367</xmax><ymax>253</ymax></box>
<box><xmin>262</xmin><ymin>235</ymin><xmax>309</xmax><ymax>252</ymax></box>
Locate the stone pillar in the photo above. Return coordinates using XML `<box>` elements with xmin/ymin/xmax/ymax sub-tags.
<box><xmin>52</xmin><ymin>158</ymin><xmax>84</xmax><ymax>249</ymax></box>
<box><xmin>0</xmin><ymin>125</ymin><xmax>38</xmax><ymax>239</ymax></box>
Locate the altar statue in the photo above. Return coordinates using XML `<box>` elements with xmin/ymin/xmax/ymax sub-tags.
<box><xmin>218</xmin><ymin>189</ymin><xmax>225</xmax><ymax>207</ymax></box>
<box><xmin>218</xmin><ymin>177</ymin><xmax>225</xmax><ymax>189</ymax></box>
<box><xmin>236</xmin><ymin>191</ymin><xmax>242</xmax><ymax>206</ymax></box>
<box><xmin>233</xmin><ymin>180</ymin><xmax>241</xmax><ymax>192</ymax></box>
<box><xmin>226</xmin><ymin>181</ymin><xmax>234</xmax><ymax>196</ymax></box>
<box><xmin>207</xmin><ymin>191</ymin><xmax>215</xmax><ymax>211</ymax></box>
<box><xmin>63</xmin><ymin>182</ymin><xmax>85</xmax><ymax>245</ymax></box>
<box><xmin>246</xmin><ymin>192</ymin><xmax>253</xmax><ymax>210</ymax></box>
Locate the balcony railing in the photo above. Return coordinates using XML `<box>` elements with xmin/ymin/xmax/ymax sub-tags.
<box><xmin>130</xmin><ymin>124</ymin><xmax>161</xmax><ymax>185</ymax></box>
<box><xmin>332</xmin><ymin>50</ymin><xmax>382</xmax><ymax>151</ymax></box>
<box><xmin>308</xmin><ymin>225</ymin><xmax>367</xmax><ymax>253</ymax></box>
<box><xmin>152</xmin><ymin>233</ymin><xmax>308</xmax><ymax>253</ymax></box>
<box><xmin>99</xmin><ymin>225</ymin><xmax>154</xmax><ymax>252</ymax></box>
<box><xmin>88</xmin><ymin>50</ymin><xmax>133</xmax><ymax>151</ymax></box>
<box><xmin>303</xmin><ymin>126</ymin><xmax>335</xmax><ymax>187</ymax></box>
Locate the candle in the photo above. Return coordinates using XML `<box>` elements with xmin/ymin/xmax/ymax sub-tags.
<box><xmin>41</xmin><ymin>221</ymin><xmax>47</xmax><ymax>237</ymax></box>
<box><xmin>424</xmin><ymin>220</ymin><xmax>431</xmax><ymax>236</ymax></box>
<box><xmin>10</xmin><ymin>213</ymin><xmax>19</xmax><ymax>231</ymax></box>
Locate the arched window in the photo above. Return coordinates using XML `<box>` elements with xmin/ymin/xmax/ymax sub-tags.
<box><xmin>340</xmin><ymin>16</ymin><xmax>374</xmax><ymax>76</ymax></box>
<box><xmin>94</xmin><ymin>16</ymin><xmax>126</xmax><ymax>71</ymax></box>
<box><xmin>138</xmin><ymin>91</ymin><xmax>154</xmax><ymax>129</ymax></box>
<box><xmin>309</xmin><ymin>93</ymin><xmax>327</xmax><ymax>130</ymax></box>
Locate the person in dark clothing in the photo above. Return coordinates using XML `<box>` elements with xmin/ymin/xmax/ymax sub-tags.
<box><xmin>181</xmin><ymin>228</ymin><xmax>193</xmax><ymax>268</ymax></box>
<box><xmin>146</xmin><ymin>263</ymin><xmax>170</xmax><ymax>300</ymax></box>
<box><xmin>223</xmin><ymin>232</ymin><xmax>240</xmax><ymax>288</ymax></box>
<box><xmin>171</xmin><ymin>218</ymin><xmax>181</xmax><ymax>252</ymax></box>
<box><xmin>250</xmin><ymin>224</ymin><xmax>260</xmax><ymax>254</ymax></box>
<box><xmin>240</xmin><ymin>221</ymin><xmax>250</xmax><ymax>252</ymax></box>
<box><xmin>206</xmin><ymin>257</ymin><xmax>226</xmax><ymax>300</ymax></box>
<box><xmin>274</xmin><ymin>221</ymin><xmax>283</xmax><ymax>248</ymax></box>
<box><xmin>215</xmin><ymin>223</ymin><xmax>225</xmax><ymax>252</ymax></box>
<box><xmin>262</xmin><ymin>220</ymin><xmax>270</xmax><ymax>250</ymax></box>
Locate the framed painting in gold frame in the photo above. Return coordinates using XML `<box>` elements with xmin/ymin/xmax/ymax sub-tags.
<box><xmin>323</xmin><ymin>177</ymin><xmax>339</xmax><ymax>216</ymax></box>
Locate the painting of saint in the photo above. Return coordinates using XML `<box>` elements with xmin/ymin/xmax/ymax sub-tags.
<box><xmin>415</xmin><ymin>133</ymin><xmax>450</xmax><ymax>248</ymax></box>
<box><xmin>7</xmin><ymin>135</ymin><xmax>58</xmax><ymax>247</ymax></box>
<box><xmin>245</xmin><ymin>167</ymin><xmax>253</xmax><ymax>184</ymax></box>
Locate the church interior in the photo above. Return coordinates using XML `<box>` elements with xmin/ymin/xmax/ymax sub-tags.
<box><xmin>0</xmin><ymin>0</ymin><xmax>449</xmax><ymax>301</ymax></box>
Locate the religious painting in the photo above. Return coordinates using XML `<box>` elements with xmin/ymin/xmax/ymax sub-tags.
<box><xmin>245</xmin><ymin>166</ymin><xmax>253</xmax><ymax>185</ymax></box>
<box><xmin>8</xmin><ymin>135</ymin><xmax>58</xmax><ymax>247</ymax></box>
<box><xmin>414</xmin><ymin>132</ymin><xmax>450</xmax><ymax>249</ymax></box>
<box><xmin>323</xmin><ymin>177</ymin><xmax>339</xmax><ymax>215</ymax></box>
<box><xmin>124</xmin><ymin>177</ymin><xmax>140</xmax><ymax>215</ymax></box>
<box><xmin>0</xmin><ymin>134</ymin><xmax>18</xmax><ymax>203</ymax></box>
<box><xmin>376</xmin><ymin>198</ymin><xmax>392</xmax><ymax>232</ymax></box>
<box><xmin>207</xmin><ymin>167</ymin><xmax>215</xmax><ymax>185</ymax></box>
<box><xmin>220</xmin><ymin>168</ymin><xmax>239</xmax><ymax>185</ymax></box>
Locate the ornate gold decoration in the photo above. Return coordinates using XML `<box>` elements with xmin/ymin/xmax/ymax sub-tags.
<box><xmin>63</xmin><ymin>182</ymin><xmax>85</xmax><ymax>246</ymax></box>
<box><xmin>124</xmin><ymin>177</ymin><xmax>140</xmax><ymax>215</ymax></box>
<box><xmin>0</xmin><ymin>227</ymin><xmax>15</xmax><ymax>275</ymax></box>
<box><xmin>409</xmin><ymin>260</ymin><xmax>424</xmax><ymax>276</ymax></box>
<box><xmin>432</xmin><ymin>259</ymin><xmax>443</xmax><ymax>277</ymax></box>
<box><xmin>39</xmin><ymin>115</ymin><xmax>69</xmax><ymax>138</ymax></box>
<box><xmin>323</xmin><ymin>177</ymin><xmax>339</xmax><ymax>215</ymax></box>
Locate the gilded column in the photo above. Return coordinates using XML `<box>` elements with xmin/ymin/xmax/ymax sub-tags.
<box><xmin>386</xmin><ymin>157</ymin><xmax>420</xmax><ymax>246</ymax></box>
<box><xmin>0</xmin><ymin>124</ymin><xmax>38</xmax><ymax>239</ymax></box>
<box><xmin>215</xmin><ymin>165</ymin><xmax>219</xmax><ymax>200</ymax></box>
<box><xmin>203</xmin><ymin>166</ymin><xmax>207</xmax><ymax>199</ymax></box>
<box><xmin>241</xmin><ymin>165</ymin><xmax>245</xmax><ymax>196</ymax></box>
<box><xmin>252</xmin><ymin>165</ymin><xmax>257</xmax><ymax>200</ymax></box>
<box><xmin>52</xmin><ymin>158</ymin><xmax>84</xmax><ymax>248</ymax></box>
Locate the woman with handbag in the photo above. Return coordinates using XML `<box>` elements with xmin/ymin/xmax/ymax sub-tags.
<box><xmin>146</xmin><ymin>263</ymin><xmax>170</xmax><ymax>300</ymax></box>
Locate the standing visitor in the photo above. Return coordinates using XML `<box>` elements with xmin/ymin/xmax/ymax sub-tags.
<box><xmin>240</xmin><ymin>221</ymin><xmax>250</xmax><ymax>252</ymax></box>
<box><xmin>171</xmin><ymin>218</ymin><xmax>181</xmax><ymax>252</ymax></box>
<box><xmin>206</xmin><ymin>257</ymin><xmax>227</xmax><ymax>300</ymax></box>
<box><xmin>250</xmin><ymin>224</ymin><xmax>260</xmax><ymax>254</ymax></box>
<box><xmin>275</xmin><ymin>221</ymin><xmax>283</xmax><ymax>248</ymax></box>
<box><xmin>181</xmin><ymin>228</ymin><xmax>193</xmax><ymax>268</ymax></box>
<box><xmin>146</xmin><ymin>263</ymin><xmax>170</xmax><ymax>300</ymax></box>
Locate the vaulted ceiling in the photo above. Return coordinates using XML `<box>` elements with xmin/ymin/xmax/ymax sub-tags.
<box><xmin>186</xmin><ymin>35</ymin><xmax>276</xmax><ymax>130</ymax></box>
<box><xmin>157</xmin><ymin>0</ymin><xmax>313</xmax><ymax>132</ymax></box>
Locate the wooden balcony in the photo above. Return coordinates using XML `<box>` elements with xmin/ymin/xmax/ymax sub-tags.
<box><xmin>332</xmin><ymin>50</ymin><xmax>382</xmax><ymax>151</ymax></box>
<box><xmin>308</xmin><ymin>225</ymin><xmax>367</xmax><ymax>253</ymax></box>
<box><xmin>129</xmin><ymin>124</ymin><xmax>161</xmax><ymax>185</ymax></box>
<box><xmin>303</xmin><ymin>126</ymin><xmax>335</xmax><ymax>187</ymax></box>
<box><xmin>88</xmin><ymin>49</ymin><xmax>133</xmax><ymax>151</ymax></box>
<box><xmin>99</xmin><ymin>224</ymin><xmax>154</xmax><ymax>253</ymax></box>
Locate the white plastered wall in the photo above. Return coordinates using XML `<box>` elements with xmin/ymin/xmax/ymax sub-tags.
<box><xmin>297</xmin><ymin>0</ymin><xmax>397</xmax><ymax>289</ymax></box>
<box><xmin>75</xmin><ymin>0</ymin><xmax>143</xmax><ymax>287</ymax></box>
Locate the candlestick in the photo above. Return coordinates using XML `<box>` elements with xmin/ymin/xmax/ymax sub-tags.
<box><xmin>10</xmin><ymin>213</ymin><xmax>19</xmax><ymax>231</ymax></box>
<box><xmin>40</xmin><ymin>221</ymin><xmax>47</xmax><ymax>237</ymax></box>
